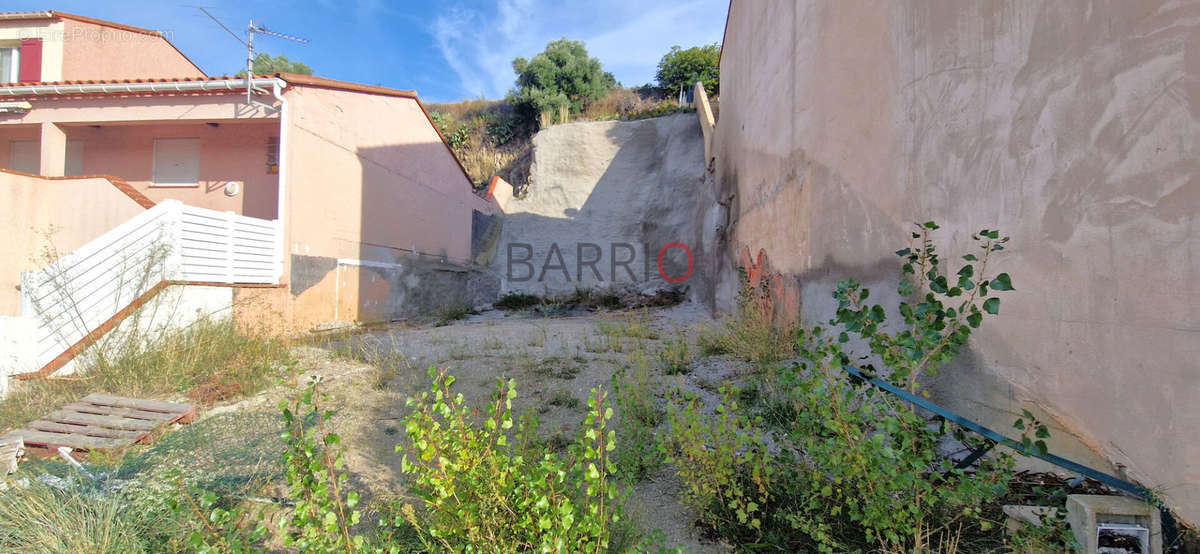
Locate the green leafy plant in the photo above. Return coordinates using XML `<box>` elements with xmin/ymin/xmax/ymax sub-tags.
<box><xmin>657</xmin><ymin>328</ymin><xmax>692</xmax><ymax>375</ymax></box>
<box><xmin>666</xmin><ymin>223</ymin><xmax>1022</xmax><ymax>552</ymax></box>
<box><xmin>655</xmin><ymin>44</ymin><xmax>720</xmax><ymax>95</ymax></box>
<box><xmin>398</xmin><ymin>367</ymin><xmax>623</xmax><ymax>552</ymax></box>
<box><xmin>1013</xmin><ymin>409</ymin><xmax>1052</xmax><ymax>457</ymax></box>
<box><xmin>430</xmin><ymin>111</ymin><xmax>470</xmax><ymax>151</ymax></box>
<box><xmin>279</xmin><ymin>376</ymin><xmax>364</xmax><ymax>552</ymax></box>
<box><xmin>663</xmin><ymin>385</ymin><xmax>774</xmax><ymax>542</ymax></box>
<box><xmin>838</xmin><ymin>223</ymin><xmax>1014</xmax><ymax>393</ymax></box>
<box><xmin>612</xmin><ymin>351</ymin><xmax>664</xmax><ymax>481</ymax></box>
<box><xmin>168</xmin><ymin>483</ymin><xmax>269</xmax><ymax>553</ymax></box>
<box><xmin>509</xmin><ymin>38</ymin><xmax>616</xmax><ymax>125</ymax></box>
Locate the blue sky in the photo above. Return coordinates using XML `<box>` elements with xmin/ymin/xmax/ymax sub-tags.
<box><xmin>11</xmin><ymin>1</ymin><xmax>728</xmax><ymax>103</ymax></box>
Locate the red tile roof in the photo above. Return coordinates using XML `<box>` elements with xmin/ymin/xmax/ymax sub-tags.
<box><xmin>274</xmin><ymin>73</ymin><xmax>418</xmax><ymax>98</ymax></box>
<box><xmin>0</xmin><ymin>75</ymin><xmax>478</xmax><ymax>194</ymax></box>
<box><xmin>0</xmin><ymin>74</ymin><xmax>418</xmax><ymax>99</ymax></box>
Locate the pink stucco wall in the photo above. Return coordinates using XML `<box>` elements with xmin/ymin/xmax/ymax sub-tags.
<box><xmin>63</xmin><ymin>122</ymin><xmax>280</xmax><ymax>219</ymax></box>
<box><xmin>59</xmin><ymin>18</ymin><xmax>204</xmax><ymax>80</ymax></box>
<box><xmin>283</xmin><ymin>85</ymin><xmax>491</xmax><ymax>263</ymax></box>
<box><xmin>0</xmin><ymin>171</ymin><xmax>147</xmax><ymax>315</ymax></box>
<box><xmin>0</xmin><ymin>121</ymin><xmax>279</xmax><ymax>219</ymax></box>
<box><xmin>280</xmin><ymin>84</ymin><xmax>495</xmax><ymax>326</ymax></box>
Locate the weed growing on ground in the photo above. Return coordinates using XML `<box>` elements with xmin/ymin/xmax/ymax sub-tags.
<box><xmin>664</xmin><ymin>223</ymin><xmax>1026</xmax><ymax>552</ymax></box>
<box><xmin>433</xmin><ymin>303</ymin><xmax>473</xmax><ymax>327</ymax></box>
<box><xmin>612</xmin><ymin>349</ymin><xmax>664</xmax><ymax>482</ymax></box>
<box><xmin>548</xmin><ymin>388</ymin><xmax>581</xmax><ymax>410</ymax></box>
<box><xmin>533</xmin><ymin>355</ymin><xmax>583</xmax><ymax>379</ymax></box>
<box><xmin>658</xmin><ymin>327</ymin><xmax>692</xmax><ymax>375</ymax></box>
<box><xmin>663</xmin><ymin>385</ymin><xmax>773</xmax><ymax>542</ymax></box>
<box><xmin>0</xmin><ymin>479</ymin><xmax>169</xmax><ymax>553</ymax></box>
<box><xmin>397</xmin><ymin>368</ymin><xmax>625</xmax><ymax>551</ymax></box>
<box><xmin>495</xmin><ymin>292</ymin><xmax>542</xmax><ymax>311</ymax></box>
<box><xmin>527</xmin><ymin>322</ymin><xmax>548</xmax><ymax>347</ymax></box>
<box><xmin>595</xmin><ymin>312</ymin><xmax>660</xmax><ymax>341</ymax></box>
<box><xmin>279</xmin><ymin>377</ymin><xmax>363</xmax><ymax>551</ymax></box>
<box><xmin>697</xmin><ymin>286</ymin><xmax>796</xmax><ymax>367</ymax></box>
<box><xmin>0</xmin><ymin>318</ymin><xmax>292</xmax><ymax>431</ymax></box>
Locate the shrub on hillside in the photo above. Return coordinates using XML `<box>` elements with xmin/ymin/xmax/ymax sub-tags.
<box><xmin>509</xmin><ymin>38</ymin><xmax>615</xmax><ymax>125</ymax></box>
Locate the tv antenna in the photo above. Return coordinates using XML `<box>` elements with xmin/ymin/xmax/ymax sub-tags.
<box><xmin>195</xmin><ymin>7</ymin><xmax>309</xmax><ymax>109</ymax></box>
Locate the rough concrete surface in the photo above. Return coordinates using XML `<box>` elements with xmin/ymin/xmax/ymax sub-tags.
<box><xmin>489</xmin><ymin>114</ymin><xmax>716</xmax><ymax>304</ymax></box>
<box><xmin>714</xmin><ymin>0</ymin><xmax>1200</xmax><ymax>522</ymax></box>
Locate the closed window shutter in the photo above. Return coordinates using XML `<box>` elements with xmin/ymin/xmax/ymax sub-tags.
<box><xmin>18</xmin><ymin>38</ymin><xmax>41</xmax><ymax>82</ymax></box>
<box><xmin>153</xmin><ymin>138</ymin><xmax>201</xmax><ymax>186</ymax></box>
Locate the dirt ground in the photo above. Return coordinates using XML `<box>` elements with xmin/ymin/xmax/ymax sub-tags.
<box><xmin>200</xmin><ymin>302</ymin><xmax>743</xmax><ymax>552</ymax></box>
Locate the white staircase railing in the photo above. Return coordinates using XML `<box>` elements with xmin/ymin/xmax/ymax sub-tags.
<box><xmin>18</xmin><ymin>199</ymin><xmax>282</xmax><ymax>372</ymax></box>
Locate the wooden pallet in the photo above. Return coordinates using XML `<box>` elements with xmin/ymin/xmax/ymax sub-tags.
<box><xmin>3</xmin><ymin>394</ymin><xmax>196</xmax><ymax>453</ymax></box>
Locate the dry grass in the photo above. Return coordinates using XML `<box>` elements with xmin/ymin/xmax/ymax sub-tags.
<box><xmin>0</xmin><ymin>480</ymin><xmax>161</xmax><ymax>553</ymax></box>
<box><xmin>426</xmin><ymin>99</ymin><xmax>535</xmax><ymax>187</ymax></box>
<box><xmin>698</xmin><ymin>298</ymin><xmax>798</xmax><ymax>367</ymax></box>
<box><xmin>428</xmin><ymin>87</ymin><xmax>686</xmax><ymax>188</ymax></box>
<box><xmin>581</xmin><ymin>87</ymin><xmax>682</xmax><ymax>121</ymax></box>
<box><xmin>0</xmin><ymin>317</ymin><xmax>293</xmax><ymax>432</ymax></box>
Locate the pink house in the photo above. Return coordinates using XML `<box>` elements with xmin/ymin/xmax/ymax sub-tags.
<box><xmin>0</xmin><ymin>12</ymin><xmax>499</xmax><ymax>378</ymax></box>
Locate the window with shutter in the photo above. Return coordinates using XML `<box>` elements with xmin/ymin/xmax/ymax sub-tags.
<box><xmin>8</xmin><ymin>140</ymin><xmax>38</xmax><ymax>173</ymax></box>
<box><xmin>152</xmin><ymin>138</ymin><xmax>201</xmax><ymax>187</ymax></box>
<box><xmin>17</xmin><ymin>38</ymin><xmax>41</xmax><ymax>82</ymax></box>
<box><xmin>0</xmin><ymin>48</ymin><xmax>18</xmax><ymax>84</ymax></box>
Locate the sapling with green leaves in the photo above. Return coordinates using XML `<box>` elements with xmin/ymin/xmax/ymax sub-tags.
<box><xmin>397</xmin><ymin>367</ymin><xmax>624</xmax><ymax>553</ymax></box>
<box><xmin>279</xmin><ymin>376</ymin><xmax>363</xmax><ymax>552</ymax></box>
<box><xmin>666</xmin><ymin>222</ymin><xmax>1029</xmax><ymax>551</ymax></box>
<box><xmin>833</xmin><ymin>223</ymin><xmax>1015</xmax><ymax>393</ymax></box>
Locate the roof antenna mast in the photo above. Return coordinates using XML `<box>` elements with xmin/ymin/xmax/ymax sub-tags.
<box><xmin>193</xmin><ymin>7</ymin><xmax>308</xmax><ymax>110</ymax></box>
<box><xmin>245</xmin><ymin>18</ymin><xmax>309</xmax><ymax>107</ymax></box>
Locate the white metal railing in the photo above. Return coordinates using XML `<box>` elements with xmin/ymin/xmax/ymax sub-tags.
<box><xmin>18</xmin><ymin>199</ymin><xmax>281</xmax><ymax>370</ymax></box>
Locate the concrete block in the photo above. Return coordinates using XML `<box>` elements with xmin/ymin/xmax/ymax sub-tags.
<box><xmin>1066</xmin><ymin>494</ymin><xmax>1161</xmax><ymax>554</ymax></box>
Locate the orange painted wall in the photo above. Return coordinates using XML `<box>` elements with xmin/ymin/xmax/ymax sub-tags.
<box><xmin>59</xmin><ymin>19</ymin><xmax>203</xmax><ymax>80</ymax></box>
<box><xmin>0</xmin><ymin>172</ymin><xmax>147</xmax><ymax>315</ymax></box>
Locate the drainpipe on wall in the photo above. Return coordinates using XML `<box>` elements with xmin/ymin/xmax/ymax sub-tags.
<box><xmin>271</xmin><ymin>80</ymin><xmax>289</xmax><ymax>284</ymax></box>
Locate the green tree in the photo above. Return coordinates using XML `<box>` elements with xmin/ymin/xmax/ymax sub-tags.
<box><xmin>655</xmin><ymin>43</ymin><xmax>720</xmax><ymax>95</ymax></box>
<box><xmin>509</xmin><ymin>38</ymin><xmax>615</xmax><ymax>122</ymax></box>
<box><xmin>236</xmin><ymin>53</ymin><xmax>313</xmax><ymax>76</ymax></box>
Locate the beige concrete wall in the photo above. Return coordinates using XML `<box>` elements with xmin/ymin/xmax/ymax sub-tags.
<box><xmin>59</xmin><ymin>19</ymin><xmax>203</xmax><ymax>80</ymax></box>
<box><xmin>0</xmin><ymin>172</ymin><xmax>146</xmax><ymax>315</ymax></box>
<box><xmin>714</xmin><ymin>0</ymin><xmax>1199</xmax><ymax>522</ymax></box>
<box><xmin>281</xmin><ymin>85</ymin><xmax>496</xmax><ymax>327</ymax></box>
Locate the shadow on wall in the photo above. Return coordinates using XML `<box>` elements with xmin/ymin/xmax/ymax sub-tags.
<box><xmin>284</xmin><ymin>113</ymin><xmax>714</xmax><ymax>325</ymax></box>
<box><xmin>283</xmin><ymin>138</ymin><xmax>496</xmax><ymax>325</ymax></box>
<box><xmin>486</xmin><ymin>114</ymin><xmax>715</xmax><ymax>305</ymax></box>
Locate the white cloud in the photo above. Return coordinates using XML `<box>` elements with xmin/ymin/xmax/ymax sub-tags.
<box><xmin>584</xmin><ymin>1</ymin><xmax>726</xmax><ymax>86</ymax></box>
<box><xmin>430</xmin><ymin>0</ymin><xmax>727</xmax><ymax>100</ymax></box>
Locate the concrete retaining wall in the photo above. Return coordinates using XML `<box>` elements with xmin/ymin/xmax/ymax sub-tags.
<box><xmin>489</xmin><ymin>114</ymin><xmax>717</xmax><ymax>302</ymax></box>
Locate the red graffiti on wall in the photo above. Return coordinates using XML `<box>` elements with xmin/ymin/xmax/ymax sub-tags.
<box><xmin>736</xmin><ymin>246</ymin><xmax>800</xmax><ymax>328</ymax></box>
